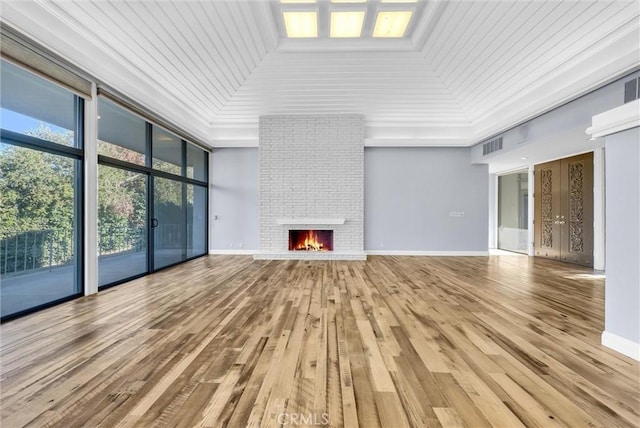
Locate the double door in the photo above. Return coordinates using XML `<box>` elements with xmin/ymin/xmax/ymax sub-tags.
<box><xmin>534</xmin><ymin>152</ymin><xmax>593</xmax><ymax>266</ymax></box>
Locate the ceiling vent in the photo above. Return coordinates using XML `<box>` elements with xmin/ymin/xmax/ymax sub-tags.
<box><xmin>624</xmin><ymin>77</ymin><xmax>640</xmax><ymax>103</ymax></box>
<box><xmin>482</xmin><ymin>136</ymin><xmax>503</xmax><ymax>156</ymax></box>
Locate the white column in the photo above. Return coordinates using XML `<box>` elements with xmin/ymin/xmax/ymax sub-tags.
<box><xmin>84</xmin><ymin>83</ymin><xmax>99</xmax><ymax>295</ymax></box>
<box><xmin>587</xmin><ymin>99</ymin><xmax>640</xmax><ymax>361</ymax></box>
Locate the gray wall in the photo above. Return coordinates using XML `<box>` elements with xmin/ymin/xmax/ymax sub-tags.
<box><xmin>605</xmin><ymin>127</ymin><xmax>640</xmax><ymax>344</ymax></box>
<box><xmin>364</xmin><ymin>147</ymin><xmax>488</xmax><ymax>252</ymax></box>
<box><xmin>210</xmin><ymin>148</ymin><xmax>259</xmax><ymax>251</ymax></box>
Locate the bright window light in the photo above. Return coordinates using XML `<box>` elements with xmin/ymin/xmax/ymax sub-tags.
<box><xmin>372</xmin><ymin>11</ymin><xmax>413</xmax><ymax>37</ymax></box>
<box><xmin>283</xmin><ymin>12</ymin><xmax>318</xmax><ymax>38</ymax></box>
<box><xmin>330</xmin><ymin>11</ymin><xmax>365</xmax><ymax>38</ymax></box>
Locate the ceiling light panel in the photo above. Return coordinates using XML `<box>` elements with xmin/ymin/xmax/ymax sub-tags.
<box><xmin>372</xmin><ymin>11</ymin><xmax>413</xmax><ymax>37</ymax></box>
<box><xmin>330</xmin><ymin>11</ymin><xmax>365</xmax><ymax>37</ymax></box>
<box><xmin>380</xmin><ymin>0</ymin><xmax>417</xmax><ymax>3</ymax></box>
<box><xmin>281</xmin><ymin>0</ymin><xmax>316</xmax><ymax>3</ymax></box>
<box><xmin>331</xmin><ymin>0</ymin><xmax>367</xmax><ymax>3</ymax></box>
<box><xmin>283</xmin><ymin>11</ymin><xmax>318</xmax><ymax>38</ymax></box>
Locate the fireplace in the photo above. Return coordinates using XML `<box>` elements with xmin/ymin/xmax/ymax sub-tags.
<box><xmin>289</xmin><ymin>230</ymin><xmax>333</xmax><ymax>252</ymax></box>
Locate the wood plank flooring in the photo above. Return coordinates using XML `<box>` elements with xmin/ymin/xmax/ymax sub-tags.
<box><xmin>1</xmin><ymin>255</ymin><xmax>638</xmax><ymax>427</ymax></box>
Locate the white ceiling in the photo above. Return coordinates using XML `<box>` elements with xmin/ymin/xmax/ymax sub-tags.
<box><xmin>1</xmin><ymin>0</ymin><xmax>639</xmax><ymax>148</ymax></box>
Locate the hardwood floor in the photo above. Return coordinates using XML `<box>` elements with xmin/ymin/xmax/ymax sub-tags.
<box><xmin>1</xmin><ymin>255</ymin><xmax>638</xmax><ymax>427</ymax></box>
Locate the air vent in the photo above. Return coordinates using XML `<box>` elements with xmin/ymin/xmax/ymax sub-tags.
<box><xmin>624</xmin><ymin>77</ymin><xmax>640</xmax><ymax>103</ymax></box>
<box><xmin>482</xmin><ymin>137</ymin><xmax>503</xmax><ymax>156</ymax></box>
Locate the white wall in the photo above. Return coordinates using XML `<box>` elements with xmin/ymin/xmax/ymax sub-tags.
<box><xmin>210</xmin><ymin>148</ymin><xmax>259</xmax><ymax>252</ymax></box>
<box><xmin>364</xmin><ymin>147</ymin><xmax>489</xmax><ymax>254</ymax></box>
<box><xmin>603</xmin><ymin>127</ymin><xmax>640</xmax><ymax>359</ymax></box>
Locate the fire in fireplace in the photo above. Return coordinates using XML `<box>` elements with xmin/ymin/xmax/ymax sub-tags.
<box><xmin>289</xmin><ymin>230</ymin><xmax>333</xmax><ymax>252</ymax></box>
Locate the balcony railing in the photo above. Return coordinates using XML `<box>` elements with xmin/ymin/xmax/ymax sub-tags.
<box><xmin>1</xmin><ymin>224</ymin><xmax>197</xmax><ymax>277</ymax></box>
<box><xmin>1</xmin><ymin>226</ymin><xmax>145</xmax><ymax>276</ymax></box>
<box><xmin>1</xmin><ymin>229</ymin><xmax>73</xmax><ymax>276</ymax></box>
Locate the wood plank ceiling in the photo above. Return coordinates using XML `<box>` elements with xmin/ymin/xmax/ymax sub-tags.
<box><xmin>1</xmin><ymin>0</ymin><xmax>638</xmax><ymax>146</ymax></box>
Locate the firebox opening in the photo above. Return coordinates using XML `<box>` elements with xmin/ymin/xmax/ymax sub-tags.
<box><xmin>289</xmin><ymin>230</ymin><xmax>333</xmax><ymax>252</ymax></box>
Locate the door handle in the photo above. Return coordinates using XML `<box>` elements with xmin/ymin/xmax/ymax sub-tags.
<box><xmin>151</xmin><ymin>218</ymin><xmax>159</xmax><ymax>228</ymax></box>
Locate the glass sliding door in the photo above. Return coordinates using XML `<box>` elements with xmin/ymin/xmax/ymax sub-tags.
<box><xmin>0</xmin><ymin>60</ymin><xmax>83</xmax><ymax>319</ymax></box>
<box><xmin>153</xmin><ymin>177</ymin><xmax>184</xmax><ymax>269</ymax></box>
<box><xmin>187</xmin><ymin>184</ymin><xmax>207</xmax><ymax>258</ymax></box>
<box><xmin>98</xmin><ymin>165</ymin><xmax>148</xmax><ymax>286</ymax></box>
<box><xmin>0</xmin><ymin>144</ymin><xmax>82</xmax><ymax>317</ymax></box>
<box><xmin>97</xmin><ymin>98</ymin><xmax>150</xmax><ymax>288</ymax></box>
<box><xmin>498</xmin><ymin>172</ymin><xmax>529</xmax><ymax>254</ymax></box>
<box><xmin>98</xmin><ymin>98</ymin><xmax>209</xmax><ymax>279</ymax></box>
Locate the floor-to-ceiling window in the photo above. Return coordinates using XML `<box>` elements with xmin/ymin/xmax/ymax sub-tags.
<box><xmin>498</xmin><ymin>172</ymin><xmax>529</xmax><ymax>254</ymax></box>
<box><xmin>97</xmin><ymin>97</ymin><xmax>208</xmax><ymax>287</ymax></box>
<box><xmin>0</xmin><ymin>60</ymin><xmax>84</xmax><ymax>319</ymax></box>
<box><xmin>97</xmin><ymin>99</ymin><xmax>148</xmax><ymax>287</ymax></box>
<box><xmin>1</xmin><ymin>32</ymin><xmax>209</xmax><ymax>317</ymax></box>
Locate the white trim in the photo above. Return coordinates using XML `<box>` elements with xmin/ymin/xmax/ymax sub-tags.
<box><xmin>277</xmin><ymin>218</ymin><xmax>345</xmax><ymax>225</ymax></box>
<box><xmin>211</xmin><ymin>139</ymin><xmax>258</xmax><ymax>148</ymax></box>
<box><xmin>209</xmin><ymin>249</ymin><xmax>256</xmax><ymax>255</ymax></box>
<box><xmin>602</xmin><ymin>331</ymin><xmax>640</xmax><ymax>361</ymax></box>
<box><xmin>84</xmin><ymin>83</ymin><xmax>98</xmax><ymax>296</ymax></box>
<box><xmin>366</xmin><ymin>250</ymin><xmax>489</xmax><ymax>256</ymax></box>
<box><xmin>527</xmin><ymin>165</ymin><xmax>535</xmax><ymax>256</ymax></box>
<box><xmin>593</xmin><ymin>147</ymin><xmax>606</xmax><ymax>270</ymax></box>
<box><xmin>586</xmin><ymin>99</ymin><xmax>640</xmax><ymax>138</ymax></box>
<box><xmin>210</xmin><ymin>250</ymin><xmax>493</xmax><ymax>258</ymax></box>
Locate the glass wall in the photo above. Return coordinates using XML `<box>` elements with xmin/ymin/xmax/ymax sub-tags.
<box><xmin>152</xmin><ymin>127</ymin><xmax>182</xmax><ymax>176</ymax></box>
<box><xmin>187</xmin><ymin>185</ymin><xmax>207</xmax><ymax>258</ymax></box>
<box><xmin>498</xmin><ymin>172</ymin><xmax>529</xmax><ymax>254</ymax></box>
<box><xmin>97</xmin><ymin>98</ymin><xmax>146</xmax><ymax>165</ymax></box>
<box><xmin>186</xmin><ymin>142</ymin><xmax>207</xmax><ymax>181</ymax></box>
<box><xmin>153</xmin><ymin>177</ymin><xmax>184</xmax><ymax>269</ymax></box>
<box><xmin>98</xmin><ymin>165</ymin><xmax>148</xmax><ymax>286</ymax></box>
<box><xmin>0</xmin><ymin>59</ymin><xmax>208</xmax><ymax>318</ymax></box>
<box><xmin>1</xmin><ymin>60</ymin><xmax>83</xmax><ymax>319</ymax></box>
<box><xmin>97</xmin><ymin>98</ymin><xmax>209</xmax><ymax>286</ymax></box>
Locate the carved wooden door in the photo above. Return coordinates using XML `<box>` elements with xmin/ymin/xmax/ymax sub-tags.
<box><xmin>534</xmin><ymin>153</ymin><xmax>593</xmax><ymax>266</ymax></box>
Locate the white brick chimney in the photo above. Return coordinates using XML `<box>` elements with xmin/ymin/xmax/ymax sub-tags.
<box><xmin>255</xmin><ymin>115</ymin><xmax>365</xmax><ymax>260</ymax></box>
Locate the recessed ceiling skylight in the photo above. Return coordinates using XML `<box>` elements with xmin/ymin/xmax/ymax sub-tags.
<box><xmin>283</xmin><ymin>11</ymin><xmax>318</xmax><ymax>38</ymax></box>
<box><xmin>330</xmin><ymin>11</ymin><xmax>365</xmax><ymax>38</ymax></box>
<box><xmin>372</xmin><ymin>11</ymin><xmax>413</xmax><ymax>38</ymax></box>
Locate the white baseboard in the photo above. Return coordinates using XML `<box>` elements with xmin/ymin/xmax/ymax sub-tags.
<box><xmin>602</xmin><ymin>331</ymin><xmax>640</xmax><ymax>361</ymax></box>
<box><xmin>209</xmin><ymin>250</ymin><xmax>490</xmax><ymax>257</ymax></box>
<box><xmin>209</xmin><ymin>249</ymin><xmax>256</xmax><ymax>255</ymax></box>
<box><xmin>365</xmin><ymin>250</ymin><xmax>489</xmax><ymax>256</ymax></box>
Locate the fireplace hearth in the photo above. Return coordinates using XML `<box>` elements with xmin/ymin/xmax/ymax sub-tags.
<box><xmin>289</xmin><ymin>230</ymin><xmax>333</xmax><ymax>252</ymax></box>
